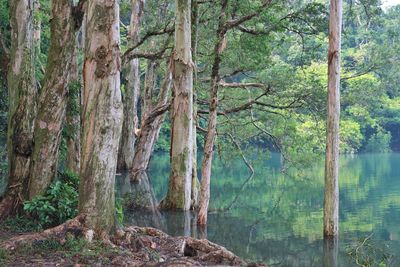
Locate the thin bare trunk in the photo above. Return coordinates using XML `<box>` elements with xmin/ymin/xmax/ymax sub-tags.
<box><xmin>197</xmin><ymin>0</ymin><xmax>228</xmax><ymax>226</ymax></box>
<box><xmin>161</xmin><ymin>0</ymin><xmax>194</xmax><ymax>211</ymax></box>
<box><xmin>190</xmin><ymin>0</ymin><xmax>200</xmax><ymax>210</ymax></box>
<box><xmin>28</xmin><ymin>0</ymin><xmax>79</xmax><ymax>199</ymax></box>
<box><xmin>0</xmin><ymin>0</ymin><xmax>37</xmax><ymax>219</ymax></box>
<box><xmin>117</xmin><ymin>0</ymin><xmax>144</xmax><ymax>171</ymax></box>
<box><xmin>324</xmin><ymin>0</ymin><xmax>342</xmax><ymax>237</ymax></box>
<box><xmin>79</xmin><ymin>0</ymin><xmax>123</xmax><ymax>234</ymax></box>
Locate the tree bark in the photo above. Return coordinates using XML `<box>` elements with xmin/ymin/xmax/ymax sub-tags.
<box><xmin>65</xmin><ymin>42</ymin><xmax>81</xmax><ymax>174</ymax></box>
<box><xmin>324</xmin><ymin>0</ymin><xmax>342</xmax><ymax>237</ymax></box>
<box><xmin>28</xmin><ymin>0</ymin><xmax>80</xmax><ymax>199</ymax></box>
<box><xmin>197</xmin><ymin>0</ymin><xmax>228</xmax><ymax>226</ymax></box>
<box><xmin>0</xmin><ymin>0</ymin><xmax>37</xmax><ymax>219</ymax></box>
<box><xmin>79</xmin><ymin>0</ymin><xmax>123</xmax><ymax>234</ymax></box>
<box><xmin>161</xmin><ymin>0</ymin><xmax>194</xmax><ymax>211</ymax></box>
<box><xmin>128</xmin><ymin>62</ymin><xmax>171</xmax><ymax>209</ymax></box>
<box><xmin>117</xmin><ymin>0</ymin><xmax>144</xmax><ymax>171</ymax></box>
<box><xmin>190</xmin><ymin>0</ymin><xmax>200</xmax><ymax>210</ymax></box>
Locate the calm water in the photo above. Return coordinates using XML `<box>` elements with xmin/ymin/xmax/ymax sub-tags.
<box><xmin>118</xmin><ymin>153</ymin><xmax>400</xmax><ymax>266</ymax></box>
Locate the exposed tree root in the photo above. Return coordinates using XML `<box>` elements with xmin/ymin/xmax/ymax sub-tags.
<box><xmin>1</xmin><ymin>219</ymin><xmax>268</xmax><ymax>266</ymax></box>
<box><xmin>0</xmin><ymin>215</ymin><xmax>90</xmax><ymax>250</ymax></box>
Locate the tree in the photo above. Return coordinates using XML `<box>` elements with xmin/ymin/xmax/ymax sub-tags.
<box><xmin>161</xmin><ymin>0</ymin><xmax>194</xmax><ymax>210</ymax></box>
<box><xmin>78</xmin><ymin>0</ymin><xmax>123</xmax><ymax>233</ymax></box>
<box><xmin>117</xmin><ymin>0</ymin><xmax>143</xmax><ymax>171</ymax></box>
<box><xmin>28</xmin><ymin>0</ymin><xmax>81</xmax><ymax>199</ymax></box>
<box><xmin>0</xmin><ymin>0</ymin><xmax>37</xmax><ymax>219</ymax></box>
<box><xmin>65</xmin><ymin>42</ymin><xmax>81</xmax><ymax>174</ymax></box>
<box><xmin>324</xmin><ymin>0</ymin><xmax>342</xmax><ymax>237</ymax></box>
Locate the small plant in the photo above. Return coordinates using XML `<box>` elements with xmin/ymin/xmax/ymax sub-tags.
<box><xmin>0</xmin><ymin>248</ymin><xmax>9</xmax><ymax>265</ymax></box>
<box><xmin>24</xmin><ymin>171</ymin><xmax>79</xmax><ymax>228</ymax></box>
<box><xmin>115</xmin><ymin>197</ymin><xmax>124</xmax><ymax>225</ymax></box>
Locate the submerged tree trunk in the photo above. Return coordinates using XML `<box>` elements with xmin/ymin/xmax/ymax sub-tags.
<box><xmin>197</xmin><ymin>0</ymin><xmax>228</xmax><ymax>226</ymax></box>
<box><xmin>117</xmin><ymin>0</ymin><xmax>144</xmax><ymax>171</ymax></box>
<box><xmin>28</xmin><ymin>0</ymin><xmax>80</xmax><ymax>199</ymax></box>
<box><xmin>79</xmin><ymin>0</ymin><xmax>123</xmax><ymax>234</ymax></box>
<box><xmin>65</xmin><ymin>42</ymin><xmax>81</xmax><ymax>174</ymax></box>
<box><xmin>161</xmin><ymin>0</ymin><xmax>194</xmax><ymax>211</ymax></box>
<box><xmin>129</xmin><ymin>62</ymin><xmax>171</xmax><ymax>209</ymax></box>
<box><xmin>0</xmin><ymin>0</ymin><xmax>37</xmax><ymax>219</ymax></box>
<box><xmin>324</xmin><ymin>0</ymin><xmax>342</xmax><ymax>237</ymax></box>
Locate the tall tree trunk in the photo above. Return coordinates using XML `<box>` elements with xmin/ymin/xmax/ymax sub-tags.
<box><xmin>130</xmin><ymin>67</ymin><xmax>172</xmax><ymax>183</ymax></box>
<box><xmin>79</xmin><ymin>0</ymin><xmax>123</xmax><ymax>234</ymax></box>
<box><xmin>190</xmin><ymin>0</ymin><xmax>200</xmax><ymax>210</ymax></box>
<box><xmin>197</xmin><ymin>0</ymin><xmax>228</xmax><ymax>226</ymax></box>
<box><xmin>65</xmin><ymin>42</ymin><xmax>81</xmax><ymax>174</ymax></box>
<box><xmin>28</xmin><ymin>0</ymin><xmax>79</xmax><ymax>199</ymax></box>
<box><xmin>117</xmin><ymin>0</ymin><xmax>144</xmax><ymax>171</ymax></box>
<box><xmin>129</xmin><ymin>66</ymin><xmax>171</xmax><ymax>209</ymax></box>
<box><xmin>0</xmin><ymin>0</ymin><xmax>37</xmax><ymax>219</ymax></box>
<box><xmin>324</xmin><ymin>0</ymin><xmax>342</xmax><ymax>237</ymax></box>
<box><xmin>161</xmin><ymin>0</ymin><xmax>194</xmax><ymax>211</ymax></box>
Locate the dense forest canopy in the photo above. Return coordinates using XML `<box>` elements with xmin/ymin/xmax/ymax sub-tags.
<box><xmin>0</xmin><ymin>0</ymin><xmax>399</xmax><ymax>161</ymax></box>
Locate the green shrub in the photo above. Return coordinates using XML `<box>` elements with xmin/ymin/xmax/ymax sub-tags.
<box><xmin>23</xmin><ymin>171</ymin><xmax>79</xmax><ymax>228</ymax></box>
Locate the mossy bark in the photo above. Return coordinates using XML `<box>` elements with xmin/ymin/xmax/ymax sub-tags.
<box><xmin>28</xmin><ymin>0</ymin><xmax>79</xmax><ymax>199</ymax></box>
<box><xmin>161</xmin><ymin>0</ymin><xmax>194</xmax><ymax>211</ymax></box>
<box><xmin>79</xmin><ymin>0</ymin><xmax>123</xmax><ymax>234</ymax></box>
<box><xmin>0</xmin><ymin>0</ymin><xmax>37</xmax><ymax>219</ymax></box>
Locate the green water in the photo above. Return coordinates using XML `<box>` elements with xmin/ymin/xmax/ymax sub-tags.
<box><xmin>120</xmin><ymin>153</ymin><xmax>400</xmax><ymax>266</ymax></box>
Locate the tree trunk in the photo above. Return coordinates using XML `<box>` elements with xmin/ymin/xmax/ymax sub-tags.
<box><xmin>28</xmin><ymin>0</ymin><xmax>79</xmax><ymax>199</ymax></box>
<box><xmin>324</xmin><ymin>0</ymin><xmax>342</xmax><ymax>237</ymax></box>
<box><xmin>79</xmin><ymin>0</ymin><xmax>123</xmax><ymax>234</ymax></box>
<box><xmin>190</xmin><ymin>0</ymin><xmax>200</xmax><ymax>210</ymax></box>
<box><xmin>0</xmin><ymin>0</ymin><xmax>37</xmax><ymax>219</ymax></box>
<box><xmin>161</xmin><ymin>0</ymin><xmax>194</xmax><ymax>211</ymax></box>
<box><xmin>117</xmin><ymin>0</ymin><xmax>144</xmax><ymax>171</ymax></box>
<box><xmin>197</xmin><ymin>0</ymin><xmax>228</xmax><ymax>226</ymax></box>
<box><xmin>129</xmin><ymin>63</ymin><xmax>172</xmax><ymax>209</ymax></box>
<box><xmin>65</xmin><ymin>42</ymin><xmax>81</xmax><ymax>174</ymax></box>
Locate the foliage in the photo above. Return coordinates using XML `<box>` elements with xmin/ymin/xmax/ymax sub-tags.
<box><xmin>23</xmin><ymin>171</ymin><xmax>79</xmax><ymax>228</ymax></box>
<box><xmin>115</xmin><ymin>197</ymin><xmax>124</xmax><ymax>225</ymax></box>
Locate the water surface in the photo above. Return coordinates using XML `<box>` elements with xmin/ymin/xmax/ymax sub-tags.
<box><xmin>119</xmin><ymin>153</ymin><xmax>400</xmax><ymax>266</ymax></box>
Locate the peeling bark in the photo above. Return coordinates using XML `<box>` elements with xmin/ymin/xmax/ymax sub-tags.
<box><xmin>0</xmin><ymin>0</ymin><xmax>37</xmax><ymax>219</ymax></box>
<box><xmin>324</xmin><ymin>0</ymin><xmax>342</xmax><ymax>238</ymax></box>
<box><xmin>28</xmin><ymin>0</ymin><xmax>80</xmax><ymax>199</ymax></box>
<box><xmin>79</xmin><ymin>0</ymin><xmax>123</xmax><ymax>234</ymax></box>
<box><xmin>117</xmin><ymin>0</ymin><xmax>144</xmax><ymax>171</ymax></box>
<box><xmin>162</xmin><ymin>0</ymin><xmax>194</xmax><ymax>211</ymax></box>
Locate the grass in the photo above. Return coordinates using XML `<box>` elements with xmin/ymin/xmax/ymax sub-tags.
<box><xmin>0</xmin><ymin>234</ymin><xmax>131</xmax><ymax>266</ymax></box>
<box><xmin>0</xmin><ymin>216</ymin><xmax>43</xmax><ymax>233</ymax></box>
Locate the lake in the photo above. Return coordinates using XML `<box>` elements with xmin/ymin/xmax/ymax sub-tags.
<box><xmin>117</xmin><ymin>153</ymin><xmax>400</xmax><ymax>266</ymax></box>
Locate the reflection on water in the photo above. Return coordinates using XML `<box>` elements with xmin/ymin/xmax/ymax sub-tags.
<box><xmin>118</xmin><ymin>153</ymin><xmax>400</xmax><ymax>266</ymax></box>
